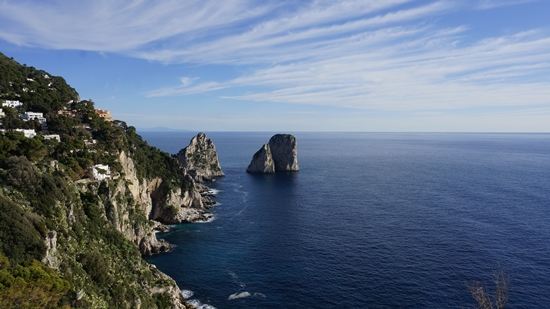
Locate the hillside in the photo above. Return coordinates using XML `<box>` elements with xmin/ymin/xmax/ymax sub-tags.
<box><xmin>0</xmin><ymin>52</ymin><xmax>211</xmax><ymax>308</ymax></box>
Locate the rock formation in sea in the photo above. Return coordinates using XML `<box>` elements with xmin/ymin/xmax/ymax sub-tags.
<box><xmin>176</xmin><ymin>132</ymin><xmax>225</xmax><ymax>181</ymax></box>
<box><xmin>247</xmin><ymin>134</ymin><xmax>299</xmax><ymax>173</ymax></box>
<box><xmin>246</xmin><ymin>143</ymin><xmax>275</xmax><ymax>173</ymax></box>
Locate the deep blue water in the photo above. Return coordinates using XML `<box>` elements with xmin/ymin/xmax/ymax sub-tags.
<box><xmin>142</xmin><ymin>132</ymin><xmax>550</xmax><ymax>309</ymax></box>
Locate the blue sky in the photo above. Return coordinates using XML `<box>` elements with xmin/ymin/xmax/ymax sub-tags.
<box><xmin>1</xmin><ymin>0</ymin><xmax>549</xmax><ymax>132</ymax></box>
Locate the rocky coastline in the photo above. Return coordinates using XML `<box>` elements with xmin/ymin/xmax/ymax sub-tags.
<box><xmin>78</xmin><ymin>132</ymin><xmax>225</xmax><ymax>307</ymax></box>
<box><xmin>0</xmin><ymin>52</ymin><xmax>229</xmax><ymax>308</ymax></box>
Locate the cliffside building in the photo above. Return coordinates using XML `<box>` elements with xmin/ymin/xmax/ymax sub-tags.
<box><xmin>43</xmin><ymin>134</ymin><xmax>61</xmax><ymax>142</ymax></box>
<box><xmin>22</xmin><ymin>111</ymin><xmax>46</xmax><ymax>124</ymax></box>
<box><xmin>2</xmin><ymin>100</ymin><xmax>23</xmax><ymax>108</ymax></box>
<box><xmin>90</xmin><ymin>164</ymin><xmax>111</xmax><ymax>181</ymax></box>
<box><xmin>14</xmin><ymin>129</ymin><xmax>36</xmax><ymax>138</ymax></box>
<box><xmin>95</xmin><ymin>109</ymin><xmax>113</xmax><ymax>121</ymax></box>
<box><xmin>58</xmin><ymin>109</ymin><xmax>78</xmax><ymax>117</ymax></box>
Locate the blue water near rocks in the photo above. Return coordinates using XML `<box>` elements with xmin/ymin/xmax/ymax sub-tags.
<box><xmin>142</xmin><ymin>132</ymin><xmax>550</xmax><ymax>309</ymax></box>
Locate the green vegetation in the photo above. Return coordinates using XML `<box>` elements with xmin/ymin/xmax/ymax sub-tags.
<box><xmin>0</xmin><ymin>53</ymin><xmax>78</xmax><ymax>113</ymax></box>
<box><xmin>0</xmin><ymin>253</ymin><xmax>72</xmax><ymax>309</ymax></box>
<box><xmin>0</xmin><ymin>52</ymin><xmax>190</xmax><ymax>308</ymax></box>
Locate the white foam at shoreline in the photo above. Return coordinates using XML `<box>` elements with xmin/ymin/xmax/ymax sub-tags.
<box><xmin>196</xmin><ymin>215</ymin><xmax>215</xmax><ymax>223</ymax></box>
<box><xmin>188</xmin><ymin>299</ymin><xmax>217</xmax><ymax>309</ymax></box>
<box><xmin>207</xmin><ymin>189</ymin><xmax>221</xmax><ymax>195</ymax></box>
<box><xmin>180</xmin><ymin>289</ymin><xmax>194</xmax><ymax>299</ymax></box>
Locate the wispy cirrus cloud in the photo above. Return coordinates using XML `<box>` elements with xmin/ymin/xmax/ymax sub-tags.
<box><xmin>151</xmin><ymin>31</ymin><xmax>550</xmax><ymax>111</ymax></box>
<box><xmin>1</xmin><ymin>0</ymin><xmax>548</xmax><ymax>114</ymax></box>
<box><xmin>474</xmin><ymin>0</ymin><xmax>539</xmax><ymax>10</ymax></box>
<box><xmin>0</xmin><ymin>0</ymin><xmax>273</xmax><ymax>51</ymax></box>
<box><xmin>135</xmin><ymin>1</ymin><xmax>453</xmax><ymax>64</ymax></box>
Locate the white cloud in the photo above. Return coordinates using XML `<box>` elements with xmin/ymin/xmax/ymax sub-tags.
<box><xmin>1</xmin><ymin>0</ymin><xmax>549</xmax><ymax>114</ymax></box>
<box><xmin>475</xmin><ymin>0</ymin><xmax>539</xmax><ymax>10</ymax></box>
<box><xmin>179</xmin><ymin>77</ymin><xmax>197</xmax><ymax>87</ymax></box>
<box><xmin>0</xmin><ymin>0</ymin><xmax>272</xmax><ymax>51</ymax></box>
<box><xmin>147</xmin><ymin>27</ymin><xmax>550</xmax><ymax>111</ymax></box>
<box><xmin>134</xmin><ymin>1</ymin><xmax>453</xmax><ymax>64</ymax></box>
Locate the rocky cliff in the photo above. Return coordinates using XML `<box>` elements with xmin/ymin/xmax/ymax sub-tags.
<box><xmin>176</xmin><ymin>132</ymin><xmax>225</xmax><ymax>181</ymax></box>
<box><xmin>246</xmin><ymin>143</ymin><xmax>275</xmax><ymax>173</ymax></box>
<box><xmin>247</xmin><ymin>134</ymin><xmax>299</xmax><ymax>173</ymax></box>
<box><xmin>77</xmin><ymin>150</ymin><xmax>217</xmax><ymax>256</ymax></box>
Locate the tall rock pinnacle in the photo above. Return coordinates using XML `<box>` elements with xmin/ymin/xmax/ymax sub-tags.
<box><xmin>176</xmin><ymin>132</ymin><xmax>224</xmax><ymax>181</ymax></box>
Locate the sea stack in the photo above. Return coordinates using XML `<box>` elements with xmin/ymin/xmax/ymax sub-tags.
<box><xmin>176</xmin><ymin>132</ymin><xmax>224</xmax><ymax>181</ymax></box>
<box><xmin>247</xmin><ymin>134</ymin><xmax>299</xmax><ymax>173</ymax></box>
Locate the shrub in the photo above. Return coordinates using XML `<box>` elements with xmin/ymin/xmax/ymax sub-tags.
<box><xmin>468</xmin><ymin>266</ymin><xmax>510</xmax><ymax>309</ymax></box>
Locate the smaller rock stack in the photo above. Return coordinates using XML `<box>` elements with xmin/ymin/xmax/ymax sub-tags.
<box><xmin>246</xmin><ymin>134</ymin><xmax>299</xmax><ymax>173</ymax></box>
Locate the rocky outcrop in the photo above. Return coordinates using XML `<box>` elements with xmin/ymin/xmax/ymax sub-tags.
<box><xmin>150</xmin><ymin>266</ymin><xmax>193</xmax><ymax>309</ymax></box>
<box><xmin>78</xmin><ymin>151</ymin><xmax>216</xmax><ymax>258</ymax></box>
<box><xmin>246</xmin><ymin>144</ymin><xmax>275</xmax><ymax>173</ymax></box>
<box><xmin>148</xmin><ymin>175</ymin><xmax>215</xmax><ymax>224</ymax></box>
<box><xmin>269</xmin><ymin>134</ymin><xmax>299</xmax><ymax>171</ymax></box>
<box><xmin>42</xmin><ymin>230</ymin><xmax>60</xmax><ymax>269</ymax></box>
<box><xmin>247</xmin><ymin>134</ymin><xmax>299</xmax><ymax>173</ymax></box>
<box><xmin>68</xmin><ymin>149</ymin><xmax>210</xmax><ymax>308</ymax></box>
<box><xmin>176</xmin><ymin>132</ymin><xmax>224</xmax><ymax>181</ymax></box>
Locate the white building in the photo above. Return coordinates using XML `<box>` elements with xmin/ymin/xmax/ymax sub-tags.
<box><xmin>0</xmin><ymin>108</ymin><xmax>4</xmax><ymax>117</ymax></box>
<box><xmin>91</xmin><ymin>164</ymin><xmax>111</xmax><ymax>181</ymax></box>
<box><xmin>22</xmin><ymin>111</ymin><xmax>47</xmax><ymax>124</ymax></box>
<box><xmin>2</xmin><ymin>100</ymin><xmax>23</xmax><ymax>108</ymax></box>
<box><xmin>14</xmin><ymin>129</ymin><xmax>36</xmax><ymax>138</ymax></box>
<box><xmin>84</xmin><ymin>139</ymin><xmax>97</xmax><ymax>147</ymax></box>
<box><xmin>43</xmin><ymin>134</ymin><xmax>61</xmax><ymax>142</ymax></box>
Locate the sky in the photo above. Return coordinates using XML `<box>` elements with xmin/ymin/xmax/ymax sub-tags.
<box><xmin>0</xmin><ymin>0</ymin><xmax>549</xmax><ymax>132</ymax></box>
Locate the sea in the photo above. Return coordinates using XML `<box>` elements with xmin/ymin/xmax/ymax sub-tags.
<box><xmin>141</xmin><ymin>132</ymin><xmax>550</xmax><ymax>309</ymax></box>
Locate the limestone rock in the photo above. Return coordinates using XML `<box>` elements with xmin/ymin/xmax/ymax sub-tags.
<box><xmin>91</xmin><ymin>151</ymin><xmax>215</xmax><ymax>257</ymax></box>
<box><xmin>149</xmin><ymin>266</ymin><xmax>194</xmax><ymax>309</ymax></box>
<box><xmin>176</xmin><ymin>132</ymin><xmax>224</xmax><ymax>181</ymax></box>
<box><xmin>247</xmin><ymin>134</ymin><xmax>299</xmax><ymax>173</ymax></box>
<box><xmin>269</xmin><ymin>134</ymin><xmax>299</xmax><ymax>171</ymax></box>
<box><xmin>246</xmin><ymin>144</ymin><xmax>275</xmax><ymax>173</ymax></box>
<box><xmin>42</xmin><ymin>230</ymin><xmax>60</xmax><ymax>269</ymax></box>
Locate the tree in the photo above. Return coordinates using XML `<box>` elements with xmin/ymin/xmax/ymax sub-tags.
<box><xmin>467</xmin><ymin>267</ymin><xmax>510</xmax><ymax>309</ymax></box>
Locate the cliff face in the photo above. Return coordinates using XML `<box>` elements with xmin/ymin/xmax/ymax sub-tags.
<box><xmin>247</xmin><ymin>134</ymin><xmax>299</xmax><ymax>173</ymax></box>
<box><xmin>1</xmin><ymin>160</ymin><xmax>194</xmax><ymax>308</ymax></box>
<box><xmin>79</xmin><ymin>152</ymin><xmax>169</xmax><ymax>256</ymax></box>
<box><xmin>102</xmin><ymin>151</ymin><xmax>215</xmax><ymax>253</ymax></box>
<box><xmin>176</xmin><ymin>132</ymin><xmax>225</xmax><ymax>181</ymax></box>
<box><xmin>68</xmin><ymin>150</ymin><xmax>206</xmax><ymax>308</ymax></box>
<box><xmin>269</xmin><ymin>134</ymin><xmax>299</xmax><ymax>171</ymax></box>
<box><xmin>246</xmin><ymin>144</ymin><xmax>275</xmax><ymax>173</ymax></box>
<box><xmin>122</xmin><ymin>151</ymin><xmax>214</xmax><ymax>222</ymax></box>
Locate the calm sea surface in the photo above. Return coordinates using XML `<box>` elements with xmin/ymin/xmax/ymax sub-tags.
<box><xmin>142</xmin><ymin>132</ymin><xmax>550</xmax><ymax>309</ymax></box>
